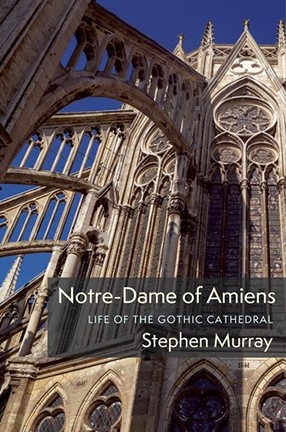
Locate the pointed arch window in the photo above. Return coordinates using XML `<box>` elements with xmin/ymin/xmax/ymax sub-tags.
<box><xmin>9</xmin><ymin>203</ymin><xmax>38</xmax><ymax>242</ymax></box>
<box><xmin>83</xmin><ymin>382</ymin><xmax>122</xmax><ymax>432</ymax></box>
<box><xmin>36</xmin><ymin>192</ymin><xmax>66</xmax><ymax>240</ymax></box>
<box><xmin>170</xmin><ymin>373</ymin><xmax>229</xmax><ymax>432</ymax></box>
<box><xmin>248</xmin><ymin>165</ymin><xmax>283</xmax><ymax>277</ymax></box>
<box><xmin>33</xmin><ymin>393</ymin><xmax>65</xmax><ymax>432</ymax></box>
<box><xmin>204</xmin><ymin>136</ymin><xmax>282</xmax><ymax>278</ymax></box>
<box><xmin>248</xmin><ymin>168</ymin><xmax>263</xmax><ymax>277</ymax></box>
<box><xmin>267</xmin><ymin>169</ymin><xmax>283</xmax><ymax>276</ymax></box>
<box><xmin>0</xmin><ymin>305</ymin><xmax>18</xmax><ymax>330</ymax></box>
<box><xmin>204</xmin><ymin>164</ymin><xmax>242</xmax><ymax>277</ymax></box>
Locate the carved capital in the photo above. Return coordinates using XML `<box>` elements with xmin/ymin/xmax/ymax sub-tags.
<box><xmin>121</xmin><ymin>204</ymin><xmax>134</xmax><ymax>217</ymax></box>
<box><xmin>67</xmin><ymin>232</ymin><xmax>89</xmax><ymax>257</ymax></box>
<box><xmin>150</xmin><ymin>194</ymin><xmax>163</xmax><ymax>206</ymax></box>
<box><xmin>168</xmin><ymin>196</ymin><xmax>185</xmax><ymax>215</ymax></box>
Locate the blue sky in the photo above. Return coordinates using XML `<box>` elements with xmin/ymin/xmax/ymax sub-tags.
<box><xmin>99</xmin><ymin>0</ymin><xmax>286</xmax><ymax>51</ymax></box>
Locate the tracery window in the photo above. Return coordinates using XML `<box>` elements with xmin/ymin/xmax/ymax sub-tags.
<box><xmin>267</xmin><ymin>169</ymin><xmax>283</xmax><ymax>276</ymax></box>
<box><xmin>218</xmin><ymin>105</ymin><xmax>270</xmax><ymax>135</ymax></box>
<box><xmin>9</xmin><ymin>203</ymin><xmax>38</xmax><ymax>242</ymax></box>
<box><xmin>36</xmin><ymin>192</ymin><xmax>66</xmax><ymax>240</ymax></box>
<box><xmin>83</xmin><ymin>382</ymin><xmax>122</xmax><ymax>432</ymax></box>
<box><xmin>0</xmin><ymin>305</ymin><xmax>18</xmax><ymax>330</ymax></box>
<box><xmin>248</xmin><ymin>165</ymin><xmax>282</xmax><ymax>277</ymax></box>
<box><xmin>207</xmin><ymin>96</ymin><xmax>282</xmax><ymax>278</ymax></box>
<box><xmin>259</xmin><ymin>375</ymin><xmax>286</xmax><ymax>431</ymax></box>
<box><xmin>204</xmin><ymin>164</ymin><xmax>242</xmax><ymax>278</ymax></box>
<box><xmin>33</xmin><ymin>394</ymin><xmax>65</xmax><ymax>432</ymax></box>
<box><xmin>249</xmin><ymin>168</ymin><xmax>263</xmax><ymax>277</ymax></box>
<box><xmin>41</xmin><ymin>128</ymin><xmax>74</xmax><ymax>174</ymax></box>
<box><xmin>170</xmin><ymin>373</ymin><xmax>229</xmax><ymax>432</ymax></box>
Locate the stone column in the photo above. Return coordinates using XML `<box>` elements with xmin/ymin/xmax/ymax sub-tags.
<box><xmin>18</xmin><ymin>245</ymin><xmax>62</xmax><ymax>357</ymax></box>
<box><xmin>127</xmin><ymin>202</ymin><xmax>148</xmax><ymax>276</ymax></box>
<box><xmin>106</xmin><ymin>205</ymin><xmax>134</xmax><ymax>277</ymax></box>
<box><xmin>240</xmin><ymin>179</ymin><xmax>249</xmax><ymax>278</ymax></box>
<box><xmin>61</xmin><ymin>232</ymin><xmax>89</xmax><ymax>278</ymax></box>
<box><xmin>260</xmin><ymin>181</ymin><xmax>270</xmax><ymax>277</ymax></box>
<box><xmin>141</xmin><ymin>193</ymin><xmax>163</xmax><ymax>277</ymax></box>
<box><xmin>278</xmin><ymin>178</ymin><xmax>286</xmax><ymax>275</ymax></box>
<box><xmin>161</xmin><ymin>152</ymin><xmax>188</xmax><ymax>277</ymax></box>
<box><xmin>177</xmin><ymin>215</ymin><xmax>196</xmax><ymax>277</ymax></box>
<box><xmin>161</xmin><ymin>196</ymin><xmax>185</xmax><ymax>277</ymax></box>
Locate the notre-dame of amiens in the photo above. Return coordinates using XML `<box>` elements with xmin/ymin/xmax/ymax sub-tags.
<box><xmin>1</xmin><ymin>1</ymin><xmax>286</xmax><ymax>431</ymax></box>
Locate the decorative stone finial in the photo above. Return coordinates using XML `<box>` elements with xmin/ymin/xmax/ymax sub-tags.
<box><xmin>201</xmin><ymin>21</ymin><xmax>214</xmax><ymax>48</ymax></box>
<box><xmin>173</xmin><ymin>32</ymin><xmax>186</xmax><ymax>61</ymax></box>
<box><xmin>243</xmin><ymin>19</ymin><xmax>250</xmax><ymax>31</ymax></box>
<box><xmin>277</xmin><ymin>19</ymin><xmax>286</xmax><ymax>47</ymax></box>
<box><xmin>178</xmin><ymin>32</ymin><xmax>185</xmax><ymax>47</ymax></box>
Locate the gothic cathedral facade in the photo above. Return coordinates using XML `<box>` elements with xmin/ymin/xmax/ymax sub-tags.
<box><xmin>0</xmin><ymin>2</ymin><xmax>286</xmax><ymax>431</ymax></box>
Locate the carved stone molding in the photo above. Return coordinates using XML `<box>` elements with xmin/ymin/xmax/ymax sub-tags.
<box><xmin>7</xmin><ymin>358</ymin><xmax>38</xmax><ymax>388</ymax></box>
<box><xmin>67</xmin><ymin>232</ymin><xmax>89</xmax><ymax>257</ymax></box>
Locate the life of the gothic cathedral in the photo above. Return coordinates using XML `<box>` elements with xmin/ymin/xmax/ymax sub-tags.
<box><xmin>1</xmin><ymin>1</ymin><xmax>286</xmax><ymax>431</ymax></box>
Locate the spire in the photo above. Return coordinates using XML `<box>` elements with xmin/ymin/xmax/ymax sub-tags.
<box><xmin>173</xmin><ymin>33</ymin><xmax>186</xmax><ymax>61</ymax></box>
<box><xmin>0</xmin><ymin>255</ymin><xmax>23</xmax><ymax>303</ymax></box>
<box><xmin>201</xmin><ymin>21</ymin><xmax>214</xmax><ymax>48</ymax></box>
<box><xmin>277</xmin><ymin>20</ymin><xmax>286</xmax><ymax>48</ymax></box>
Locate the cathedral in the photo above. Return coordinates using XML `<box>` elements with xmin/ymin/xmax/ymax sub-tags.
<box><xmin>1</xmin><ymin>1</ymin><xmax>286</xmax><ymax>431</ymax></box>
